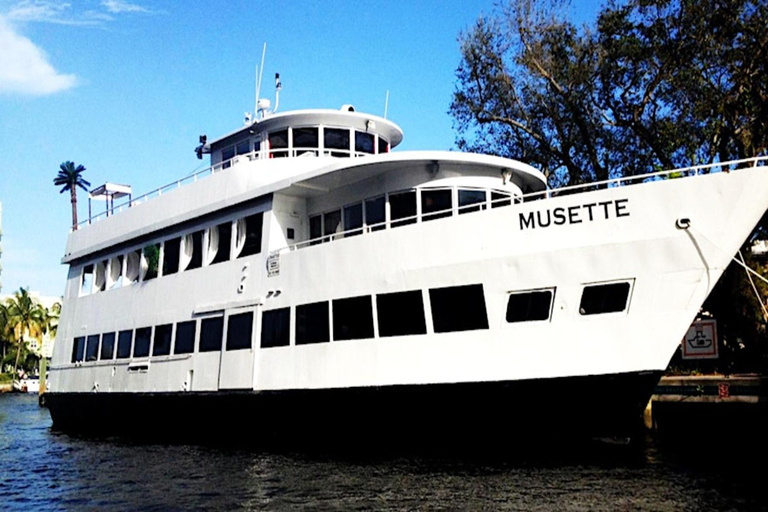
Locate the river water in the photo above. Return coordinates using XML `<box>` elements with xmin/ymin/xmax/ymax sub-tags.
<box><xmin>0</xmin><ymin>394</ymin><xmax>764</xmax><ymax>511</ymax></box>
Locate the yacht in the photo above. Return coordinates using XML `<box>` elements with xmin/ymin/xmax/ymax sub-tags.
<box><xmin>46</xmin><ymin>92</ymin><xmax>768</xmax><ymax>442</ymax></box>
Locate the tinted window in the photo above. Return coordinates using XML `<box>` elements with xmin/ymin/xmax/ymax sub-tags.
<box><xmin>459</xmin><ymin>189</ymin><xmax>487</xmax><ymax>214</ymax></box>
<box><xmin>365</xmin><ymin>196</ymin><xmax>386</xmax><ymax>231</ymax></box>
<box><xmin>309</xmin><ymin>215</ymin><xmax>322</xmax><ymax>245</ymax></box>
<box><xmin>378</xmin><ymin>137</ymin><xmax>389</xmax><ymax>154</ymax></box>
<box><xmin>116</xmin><ymin>330</ymin><xmax>133</xmax><ymax>359</ymax></box>
<box><xmin>344</xmin><ymin>203</ymin><xmax>363</xmax><ymax>236</ymax></box>
<box><xmin>199</xmin><ymin>317</ymin><xmax>224</xmax><ymax>352</ymax></box>
<box><xmin>293</xmin><ymin>127</ymin><xmax>319</xmax><ymax>149</ymax></box>
<box><xmin>421</xmin><ymin>189</ymin><xmax>453</xmax><ymax>221</ymax></box>
<box><xmin>333</xmin><ymin>296</ymin><xmax>374</xmax><ymax>341</ymax></box>
<box><xmin>261</xmin><ymin>308</ymin><xmax>290</xmax><ymax>348</ymax></box>
<box><xmin>296</xmin><ymin>301</ymin><xmax>330</xmax><ymax>345</ymax></box>
<box><xmin>72</xmin><ymin>336</ymin><xmax>85</xmax><ymax>363</ymax></box>
<box><xmin>133</xmin><ymin>327</ymin><xmax>151</xmax><ymax>358</ymax></box>
<box><xmin>580</xmin><ymin>282</ymin><xmax>631</xmax><ymax>315</ymax></box>
<box><xmin>226</xmin><ymin>312</ymin><xmax>253</xmax><ymax>350</ymax></box>
<box><xmin>85</xmin><ymin>334</ymin><xmax>100</xmax><ymax>362</ymax></box>
<box><xmin>269</xmin><ymin>129</ymin><xmax>288</xmax><ymax>158</ymax></box>
<box><xmin>163</xmin><ymin>237</ymin><xmax>181</xmax><ymax>276</ymax></box>
<box><xmin>491</xmin><ymin>191</ymin><xmax>512</xmax><ymax>208</ymax></box>
<box><xmin>210</xmin><ymin>222</ymin><xmax>232</xmax><ymax>265</ymax></box>
<box><xmin>377</xmin><ymin>291</ymin><xmax>427</xmax><ymax>337</ymax></box>
<box><xmin>324</xmin><ymin>210</ymin><xmax>341</xmax><ymax>239</ymax></box>
<box><xmin>389</xmin><ymin>191</ymin><xmax>417</xmax><ymax>227</ymax></box>
<box><xmin>325</xmin><ymin>128</ymin><xmax>350</xmax><ymax>156</ymax></box>
<box><xmin>152</xmin><ymin>323</ymin><xmax>173</xmax><ymax>356</ymax></box>
<box><xmin>100</xmin><ymin>332</ymin><xmax>116</xmax><ymax>360</ymax></box>
<box><xmin>236</xmin><ymin>140</ymin><xmax>250</xmax><ymax>155</ymax></box>
<box><xmin>237</xmin><ymin>213</ymin><xmax>263</xmax><ymax>258</ymax></box>
<box><xmin>429</xmin><ymin>284</ymin><xmax>489</xmax><ymax>333</ymax></box>
<box><xmin>355</xmin><ymin>131</ymin><xmax>375</xmax><ymax>154</ymax></box>
<box><xmin>506</xmin><ymin>290</ymin><xmax>554</xmax><ymax>323</ymax></box>
<box><xmin>174</xmin><ymin>321</ymin><xmax>196</xmax><ymax>354</ymax></box>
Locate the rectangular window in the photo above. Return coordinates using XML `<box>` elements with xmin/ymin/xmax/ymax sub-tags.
<box><xmin>344</xmin><ymin>203</ymin><xmax>363</xmax><ymax>237</ymax></box>
<box><xmin>261</xmin><ymin>308</ymin><xmax>290</xmax><ymax>348</ymax></box>
<box><xmin>236</xmin><ymin>213</ymin><xmax>263</xmax><ymax>258</ymax></box>
<box><xmin>459</xmin><ymin>189</ymin><xmax>487</xmax><ymax>214</ymax></box>
<box><xmin>365</xmin><ymin>196</ymin><xmax>386</xmax><ymax>232</ymax></box>
<box><xmin>126</xmin><ymin>250</ymin><xmax>141</xmax><ymax>284</ymax></box>
<box><xmin>174</xmin><ymin>320</ymin><xmax>196</xmax><ymax>354</ymax></box>
<box><xmin>236</xmin><ymin>140</ymin><xmax>250</xmax><ymax>155</ymax></box>
<box><xmin>210</xmin><ymin>222</ymin><xmax>232</xmax><ymax>265</ymax></box>
<box><xmin>71</xmin><ymin>336</ymin><xmax>85</xmax><ymax>363</ymax></box>
<box><xmin>293</xmin><ymin>127</ymin><xmax>319</xmax><ymax>154</ymax></box>
<box><xmin>323</xmin><ymin>210</ymin><xmax>341</xmax><ymax>240</ymax></box>
<box><xmin>85</xmin><ymin>334</ymin><xmax>100</xmax><ymax>362</ymax></box>
<box><xmin>506</xmin><ymin>290</ymin><xmax>554</xmax><ymax>323</ymax></box>
<box><xmin>324</xmin><ymin>128</ymin><xmax>350</xmax><ymax>157</ymax></box>
<box><xmin>221</xmin><ymin>146</ymin><xmax>235</xmax><ymax>169</ymax></box>
<box><xmin>309</xmin><ymin>215</ymin><xmax>322</xmax><ymax>245</ymax></box>
<box><xmin>333</xmin><ymin>296</ymin><xmax>374</xmax><ymax>341</ymax></box>
<box><xmin>355</xmin><ymin>131</ymin><xmax>375</xmax><ymax>154</ymax></box>
<box><xmin>377</xmin><ymin>136</ymin><xmax>389</xmax><ymax>154</ymax></box>
<box><xmin>199</xmin><ymin>316</ymin><xmax>224</xmax><ymax>352</ymax></box>
<box><xmin>389</xmin><ymin>191</ymin><xmax>417</xmax><ymax>227</ymax></box>
<box><xmin>185</xmin><ymin>231</ymin><xmax>204</xmax><ymax>270</ymax></box>
<box><xmin>580</xmin><ymin>282</ymin><xmax>632</xmax><ymax>315</ymax></box>
<box><xmin>429</xmin><ymin>284</ymin><xmax>489</xmax><ymax>333</ymax></box>
<box><xmin>100</xmin><ymin>332</ymin><xmax>116</xmax><ymax>360</ymax></box>
<box><xmin>491</xmin><ymin>191</ymin><xmax>512</xmax><ymax>208</ymax></box>
<box><xmin>269</xmin><ymin>129</ymin><xmax>289</xmax><ymax>158</ymax></box>
<box><xmin>296</xmin><ymin>301</ymin><xmax>330</xmax><ymax>345</ymax></box>
<box><xmin>163</xmin><ymin>237</ymin><xmax>181</xmax><ymax>276</ymax></box>
<box><xmin>142</xmin><ymin>244</ymin><xmax>160</xmax><ymax>281</ymax></box>
<box><xmin>133</xmin><ymin>327</ymin><xmax>151</xmax><ymax>358</ymax></box>
<box><xmin>421</xmin><ymin>189</ymin><xmax>453</xmax><ymax>221</ymax></box>
<box><xmin>116</xmin><ymin>330</ymin><xmax>133</xmax><ymax>359</ymax></box>
<box><xmin>81</xmin><ymin>265</ymin><xmax>93</xmax><ymax>295</ymax></box>
<box><xmin>377</xmin><ymin>290</ymin><xmax>427</xmax><ymax>337</ymax></box>
<box><xmin>226</xmin><ymin>312</ymin><xmax>253</xmax><ymax>350</ymax></box>
<box><xmin>95</xmin><ymin>260</ymin><xmax>107</xmax><ymax>292</ymax></box>
<box><xmin>152</xmin><ymin>323</ymin><xmax>173</xmax><ymax>356</ymax></box>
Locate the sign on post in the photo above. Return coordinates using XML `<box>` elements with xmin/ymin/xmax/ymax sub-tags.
<box><xmin>681</xmin><ymin>319</ymin><xmax>718</xmax><ymax>359</ymax></box>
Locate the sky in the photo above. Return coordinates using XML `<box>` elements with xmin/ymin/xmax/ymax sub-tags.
<box><xmin>0</xmin><ymin>0</ymin><xmax>602</xmax><ymax>297</ymax></box>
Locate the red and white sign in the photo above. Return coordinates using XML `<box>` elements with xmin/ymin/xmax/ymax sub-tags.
<box><xmin>682</xmin><ymin>319</ymin><xmax>718</xmax><ymax>359</ymax></box>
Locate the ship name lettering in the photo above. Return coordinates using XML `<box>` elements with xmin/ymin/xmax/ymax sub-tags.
<box><xmin>519</xmin><ymin>198</ymin><xmax>630</xmax><ymax>230</ymax></box>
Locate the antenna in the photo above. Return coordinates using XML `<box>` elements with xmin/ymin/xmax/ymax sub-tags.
<box><xmin>273</xmin><ymin>73</ymin><xmax>282</xmax><ymax>114</ymax></box>
<box><xmin>255</xmin><ymin>43</ymin><xmax>267</xmax><ymax>118</ymax></box>
<box><xmin>384</xmin><ymin>90</ymin><xmax>390</xmax><ymax>119</ymax></box>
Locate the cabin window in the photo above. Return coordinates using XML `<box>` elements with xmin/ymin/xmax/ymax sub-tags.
<box><xmin>389</xmin><ymin>191</ymin><xmax>417</xmax><ymax>227</ymax></box>
<box><xmin>344</xmin><ymin>203</ymin><xmax>363</xmax><ymax>237</ymax></box>
<box><xmin>506</xmin><ymin>290</ymin><xmax>554</xmax><ymax>323</ymax></box>
<box><xmin>296</xmin><ymin>301</ymin><xmax>330</xmax><ymax>345</ymax></box>
<box><xmin>365</xmin><ymin>196</ymin><xmax>386</xmax><ymax>231</ymax></box>
<box><xmin>199</xmin><ymin>317</ymin><xmax>224</xmax><ymax>352</ymax></box>
<box><xmin>429</xmin><ymin>284</ymin><xmax>489</xmax><ymax>333</ymax></box>
<box><xmin>226</xmin><ymin>312</ymin><xmax>253</xmax><ymax>350</ymax></box>
<box><xmin>377</xmin><ymin>290</ymin><xmax>427</xmax><ymax>337</ymax></box>
<box><xmin>108</xmin><ymin>255</ymin><xmax>123</xmax><ymax>289</ymax></box>
<box><xmin>261</xmin><ymin>308</ymin><xmax>290</xmax><ymax>348</ymax></box>
<box><xmin>142</xmin><ymin>244</ymin><xmax>160</xmax><ymax>281</ymax></box>
<box><xmin>181</xmin><ymin>231</ymin><xmax>204</xmax><ymax>271</ymax></box>
<box><xmin>100</xmin><ymin>332</ymin><xmax>116</xmax><ymax>360</ymax></box>
<box><xmin>269</xmin><ymin>129</ymin><xmax>289</xmax><ymax>158</ymax></box>
<box><xmin>174</xmin><ymin>321</ymin><xmax>196</xmax><ymax>354</ymax></box>
<box><xmin>491</xmin><ymin>191</ymin><xmax>512</xmax><ymax>208</ymax></box>
<box><xmin>236</xmin><ymin>141</ymin><xmax>250</xmax><ymax>156</ymax></box>
<box><xmin>81</xmin><ymin>265</ymin><xmax>94</xmax><ymax>295</ymax></box>
<box><xmin>94</xmin><ymin>260</ymin><xmax>107</xmax><ymax>292</ymax></box>
<box><xmin>85</xmin><ymin>334</ymin><xmax>100</xmax><ymax>362</ymax></box>
<box><xmin>333</xmin><ymin>296</ymin><xmax>374</xmax><ymax>341</ymax></box>
<box><xmin>71</xmin><ymin>336</ymin><xmax>85</xmax><ymax>363</ymax></box>
<box><xmin>287</xmin><ymin>228</ymin><xmax>295</xmax><ymax>240</ymax></box>
<box><xmin>324</xmin><ymin>128</ymin><xmax>350</xmax><ymax>157</ymax></box>
<box><xmin>221</xmin><ymin>146</ymin><xmax>235</xmax><ymax>168</ymax></box>
<box><xmin>207</xmin><ymin>222</ymin><xmax>232</xmax><ymax>265</ymax></box>
<box><xmin>421</xmin><ymin>189</ymin><xmax>453</xmax><ymax>221</ymax></box>
<box><xmin>323</xmin><ymin>210</ymin><xmax>342</xmax><ymax>240</ymax></box>
<box><xmin>579</xmin><ymin>282</ymin><xmax>632</xmax><ymax>315</ymax></box>
<box><xmin>116</xmin><ymin>330</ymin><xmax>133</xmax><ymax>359</ymax></box>
<box><xmin>133</xmin><ymin>327</ymin><xmax>151</xmax><ymax>358</ymax></box>
<box><xmin>293</xmin><ymin>127</ymin><xmax>319</xmax><ymax>155</ymax></box>
<box><xmin>309</xmin><ymin>215</ymin><xmax>322</xmax><ymax>245</ymax></box>
<box><xmin>236</xmin><ymin>213</ymin><xmax>263</xmax><ymax>258</ymax></box>
<box><xmin>378</xmin><ymin>136</ymin><xmax>389</xmax><ymax>154</ymax></box>
<box><xmin>355</xmin><ymin>131</ymin><xmax>375</xmax><ymax>155</ymax></box>
<box><xmin>125</xmin><ymin>250</ymin><xmax>141</xmax><ymax>284</ymax></box>
<box><xmin>163</xmin><ymin>237</ymin><xmax>181</xmax><ymax>276</ymax></box>
<box><xmin>459</xmin><ymin>189</ymin><xmax>487</xmax><ymax>214</ymax></box>
<box><xmin>152</xmin><ymin>324</ymin><xmax>173</xmax><ymax>356</ymax></box>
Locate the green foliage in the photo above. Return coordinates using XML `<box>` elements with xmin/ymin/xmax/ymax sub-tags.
<box><xmin>53</xmin><ymin>160</ymin><xmax>90</xmax><ymax>229</ymax></box>
<box><xmin>1</xmin><ymin>289</ymin><xmax>51</xmax><ymax>377</ymax></box>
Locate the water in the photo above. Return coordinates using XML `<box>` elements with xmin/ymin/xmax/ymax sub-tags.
<box><xmin>1</xmin><ymin>394</ymin><xmax>765</xmax><ymax>511</ymax></box>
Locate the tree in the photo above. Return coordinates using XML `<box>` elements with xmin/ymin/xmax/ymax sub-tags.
<box><xmin>54</xmin><ymin>161</ymin><xmax>91</xmax><ymax>230</ymax></box>
<box><xmin>5</xmin><ymin>288</ymin><xmax>46</xmax><ymax>380</ymax></box>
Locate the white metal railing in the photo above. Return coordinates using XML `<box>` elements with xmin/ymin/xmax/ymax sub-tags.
<box><xmin>271</xmin><ymin>156</ymin><xmax>768</xmax><ymax>255</ymax></box>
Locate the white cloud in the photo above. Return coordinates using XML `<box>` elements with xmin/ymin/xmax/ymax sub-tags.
<box><xmin>101</xmin><ymin>0</ymin><xmax>149</xmax><ymax>14</ymax></box>
<box><xmin>0</xmin><ymin>16</ymin><xmax>77</xmax><ymax>96</ymax></box>
<box><xmin>4</xmin><ymin>1</ymin><xmax>97</xmax><ymax>25</ymax></box>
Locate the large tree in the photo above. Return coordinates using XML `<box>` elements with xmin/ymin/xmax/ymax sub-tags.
<box><xmin>54</xmin><ymin>161</ymin><xmax>90</xmax><ymax>230</ymax></box>
<box><xmin>5</xmin><ymin>288</ymin><xmax>46</xmax><ymax>380</ymax></box>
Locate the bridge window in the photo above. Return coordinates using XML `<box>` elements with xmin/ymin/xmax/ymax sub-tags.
<box><xmin>221</xmin><ymin>146</ymin><xmax>235</xmax><ymax>168</ymax></box>
<box><xmin>430</xmin><ymin>284</ymin><xmax>489</xmax><ymax>333</ymax></box>
<box><xmin>378</xmin><ymin>137</ymin><xmax>389</xmax><ymax>154</ymax></box>
<box><xmin>377</xmin><ymin>290</ymin><xmax>427</xmax><ymax>337</ymax></box>
<box><xmin>142</xmin><ymin>244</ymin><xmax>160</xmax><ymax>281</ymax></box>
<box><xmin>491</xmin><ymin>190</ymin><xmax>512</xmax><ymax>208</ymax></box>
<box><xmin>85</xmin><ymin>334</ymin><xmax>100</xmax><ymax>362</ymax></box>
<box><xmin>199</xmin><ymin>316</ymin><xmax>224</xmax><ymax>352</ymax></box>
<box><xmin>365</xmin><ymin>196</ymin><xmax>386</xmax><ymax>231</ymax></box>
<box><xmin>236</xmin><ymin>213</ymin><xmax>263</xmax><ymax>258</ymax></box>
<box><xmin>579</xmin><ymin>282</ymin><xmax>632</xmax><ymax>315</ymax></box>
<box><xmin>133</xmin><ymin>327</ymin><xmax>151</xmax><ymax>358</ymax></box>
<box><xmin>506</xmin><ymin>289</ymin><xmax>554</xmax><ymax>323</ymax></box>
<box><xmin>207</xmin><ymin>222</ymin><xmax>232</xmax><ymax>265</ymax></box>
<box><xmin>459</xmin><ymin>189</ymin><xmax>487</xmax><ymax>214</ymax></box>
<box><xmin>389</xmin><ymin>191</ymin><xmax>417</xmax><ymax>227</ymax></box>
<box><xmin>152</xmin><ymin>323</ymin><xmax>173</xmax><ymax>356</ymax></box>
<box><xmin>236</xmin><ymin>140</ymin><xmax>250</xmax><ymax>156</ymax></box>
<box><xmin>71</xmin><ymin>336</ymin><xmax>85</xmax><ymax>363</ymax></box>
<box><xmin>100</xmin><ymin>332</ymin><xmax>116</xmax><ymax>360</ymax></box>
<box><xmin>269</xmin><ymin>129</ymin><xmax>289</xmax><ymax>158</ymax></box>
<box><xmin>333</xmin><ymin>296</ymin><xmax>374</xmax><ymax>341</ymax></box>
<box><xmin>116</xmin><ymin>330</ymin><xmax>133</xmax><ymax>359</ymax></box>
<box><xmin>261</xmin><ymin>308</ymin><xmax>290</xmax><ymax>348</ymax></box>
<box><xmin>421</xmin><ymin>189</ymin><xmax>453</xmax><ymax>221</ymax></box>
<box><xmin>293</xmin><ymin>127</ymin><xmax>319</xmax><ymax>155</ymax></box>
<box><xmin>355</xmin><ymin>131</ymin><xmax>375</xmax><ymax>154</ymax></box>
<box><xmin>163</xmin><ymin>237</ymin><xmax>181</xmax><ymax>276</ymax></box>
<box><xmin>324</xmin><ymin>128</ymin><xmax>350</xmax><ymax>157</ymax></box>
<box><xmin>174</xmin><ymin>320</ymin><xmax>196</xmax><ymax>354</ymax></box>
<box><xmin>344</xmin><ymin>203</ymin><xmax>363</xmax><ymax>237</ymax></box>
<box><xmin>226</xmin><ymin>312</ymin><xmax>253</xmax><ymax>350</ymax></box>
<box><xmin>296</xmin><ymin>301</ymin><xmax>330</xmax><ymax>345</ymax></box>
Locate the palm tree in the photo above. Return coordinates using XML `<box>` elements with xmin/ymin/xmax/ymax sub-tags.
<box><xmin>0</xmin><ymin>302</ymin><xmax>10</xmax><ymax>365</ymax></box>
<box><xmin>5</xmin><ymin>288</ymin><xmax>46</xmax><ymax>381</ymax></box>
<box><xmin>54</xmin><ymin>161</ymin><xmax>91</xmax><ymax>230</ymax></box>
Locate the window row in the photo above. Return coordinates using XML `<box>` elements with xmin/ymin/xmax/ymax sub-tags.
<box><xmin>79</xmin><ymin>212</ymin><xmax>263</xmax><ymax>296</ymax></box>
<box><xmin>309</xmin><ymin>187</ymin><xmax>517</xmax><ymax>244</ymax></box>
<box><xmin>70</xmin><ymin>311</ymin><xmax>255</xmax><ymax>363</ymax></box>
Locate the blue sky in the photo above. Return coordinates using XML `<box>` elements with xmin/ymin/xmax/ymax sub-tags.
<box><xmin>0</xmin><ymin>0</ymin><xmax>601</xmax><ymax>297</ymax></box>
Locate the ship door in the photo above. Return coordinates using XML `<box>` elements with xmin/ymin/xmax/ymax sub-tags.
<box><xmin>217</xmin><ymin>307</ymin><xmax>258</xmax><ymax>390</ymax></box>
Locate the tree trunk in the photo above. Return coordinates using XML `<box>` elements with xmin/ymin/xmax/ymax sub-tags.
<box><xmin>70</xmin><ymin>186</ymin><xmax>78</xmax><ymax>230</ymax></box>
<box><xmin>11</xmin><ymin>340</ymin><xmax>21</xmax><ymax>385</ymax></box>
